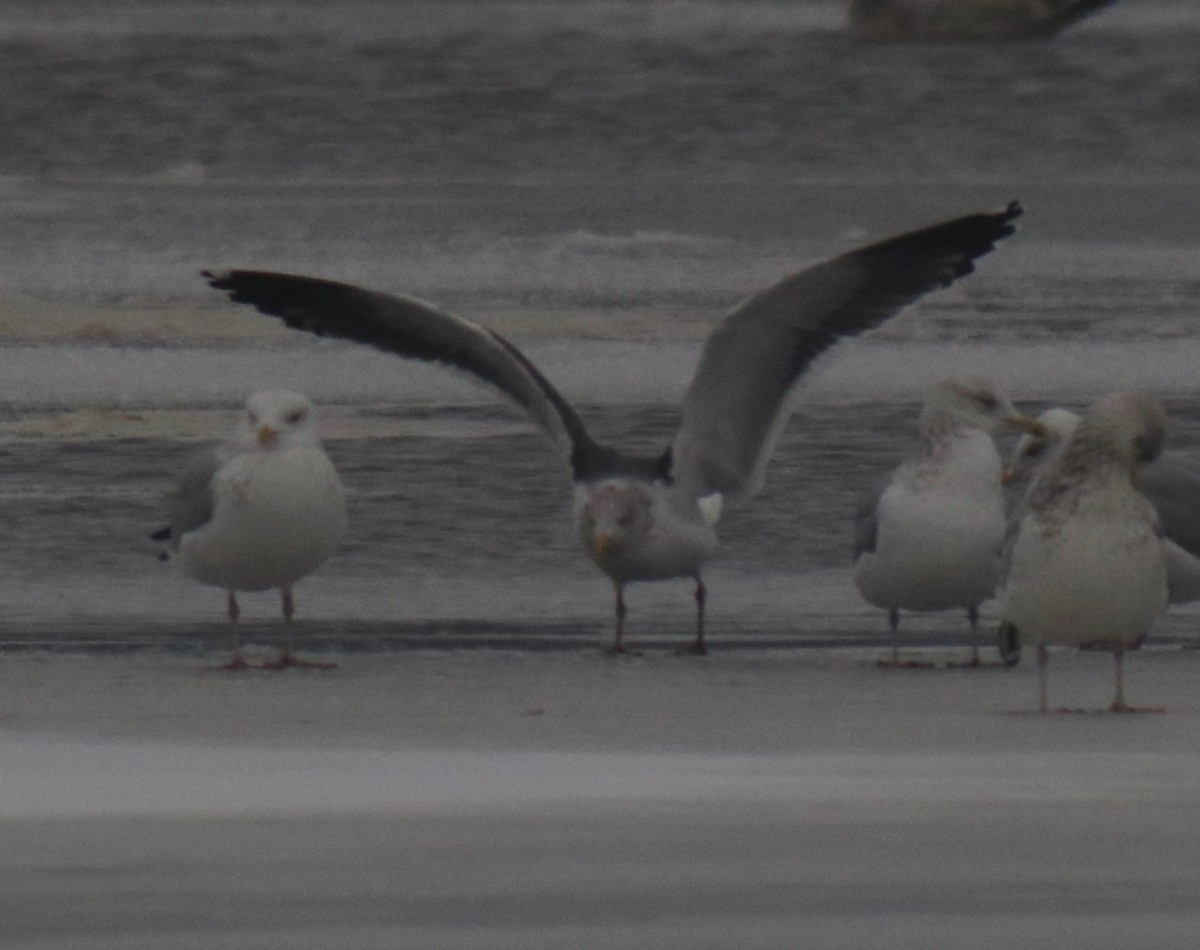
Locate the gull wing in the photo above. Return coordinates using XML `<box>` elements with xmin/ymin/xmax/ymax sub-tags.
<box><xmin>152</xmin><ymin>445</ymin><xmax>222</xmax><ymax>549</ymax></box>
<box><xmin>671</xmin><ymin>202</ymin><xmax>1021</xmax><ymax>502</ymax></box>
<box><xmin>202</xmin><ymin>270</ymin><xmax>654</xmax><ymax>479</ymax></box>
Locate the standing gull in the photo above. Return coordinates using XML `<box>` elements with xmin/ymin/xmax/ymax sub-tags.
<box><xmin>1003</xmin><ymin>392</ymin><xmax>1168</xmax><ymax>713</ymax></box>
<box><xmin>853</xmin><ymin>377</ymin><xmax>1036</xmax><ymax>667</ymax></box>
<box><xmin>1005</xmin><ymin>406</ymin><xmax>1200</xmax><ymax>605</ymax></box>
<box><xmin>998</xmin><ymin>405</ymin><xmax>1200</xmax><ymax>664</ymax></box>
<box><xmin>154</xmin><ymin>390</ymin><xmax>348</xmax><ymax>669</ymax></box>
<box><xmin>204</xmin><ymin>203</ymin><xmax>1020</xmax><ymax>654</ymax></box>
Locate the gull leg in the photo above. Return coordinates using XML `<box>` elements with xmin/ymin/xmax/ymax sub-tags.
<box><xmin>967</xmin><ymin>605</ymin><xmax>981</xmax><ymax>667</ymax></box>
<box><xmin>262</xmin><ymin>587</ymin><xmax>336</xmax><ymax>671</ymax></box>
<box><xmin>890</xmin><ymin>607</ymin><xmax>901</xmax><ymax>664</ymax></box>
<box><xmin>1037</xmin><ymin>643</ymin><xmax>1049</xmax><ymax>713</ymax></box>
<box><xmin>1110</xmin><ymin>647</ymin><xmax>1127</xmax><ymax>713</ymax></box>
<box><xmin>213</xmin><ymin>591</ymin><xmax>252</xmax><ymax>671</ymax></box>
<box><xmin>686</xmin><ymin>577</ymin><xmax>708</xmax><ymax>656</ymax></box>
<box><xmin>606</xmin><ymin>582</ymin><xmax>628</xmax><ymax>654</ymax></box>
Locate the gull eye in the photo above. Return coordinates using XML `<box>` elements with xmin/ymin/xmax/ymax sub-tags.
<box><xmin>285</xmin><ymin>409</ymin><xmax>307</xmax><ymax>425</ymax></box>
<box><xmin>1023</xmin><ymin>442</ymin><xmax>1044</xmax><ymax>461</ymax></box>
<box><xmin>247</xmin><ymin>410</ymin><xmax>259</xmax><ymax>426</ymax></box>
<box><xmin>975</xmin><ymin>393</ymin><xmax>999</xmax><ymax>412</ymax></box>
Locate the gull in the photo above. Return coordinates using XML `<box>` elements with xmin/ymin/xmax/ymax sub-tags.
<box><xmin>203</xmin><ymin>202</ymin><xmax>1020</xmax><ymax>654</ymax></box>
<box><xmin>153</xmin><ymin>389</ymin><xmax>348</xmax><ymax>669</ymax></box>
<box><xmin>852</xmin><ymin>376</ymin><xmax>1037</xmax><ymax>667</ymax></box>
<box><xmin>848</xmin><ymin>0</ymin><xmax>1121</xmax><ymax>41</ymax></box>
<box><xmin>1002</xmin><ymin>392</ymin><xmax>1168</xmax><ymax>713</ymax></box>
<box><xmin>998</xmin><ymin>405</ymin><xmax>1200</xmax><ymax>663</ymax></box>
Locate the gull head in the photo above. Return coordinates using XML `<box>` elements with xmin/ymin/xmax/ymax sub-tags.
<box><xmin>578</xmin><ymin>482</ymin><xmax>654</xmax><ymax>565</ymax></box>
<box><xmin>1002</xmin><ymin>407</ymin><xmax>1080</xmax><ymax>486</ymax></box>
<box><xmin>918</xmin><ymin>376</ymin><xmax>1027</xmax><ymax>439</ymax></box>
<box><xmin>1077</xmin><ymin>391</ymin><xmax>1167</xmax><ymax>469</ymax></box>
<box><xmin>235</xmin><ymin>389</ymin><xmax>321</xmax><ymax>451</ymax></box>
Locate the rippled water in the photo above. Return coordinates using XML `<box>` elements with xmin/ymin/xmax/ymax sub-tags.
<box><xmin>2</xmin><ymin>0</ymin><xmax>1199</xmax><ymax>647</ymax></box>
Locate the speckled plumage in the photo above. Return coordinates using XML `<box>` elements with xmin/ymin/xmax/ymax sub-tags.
<box><xmin>1003</xmin><ymin>392</ymin><xmax>1168</xmax><ymax>712</ymax></box>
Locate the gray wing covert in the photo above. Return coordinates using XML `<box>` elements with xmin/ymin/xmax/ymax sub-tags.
<box><xmin>156</xmin><ymin>446</ymin><xmax>222</xmax><ymax>549</ymax></box>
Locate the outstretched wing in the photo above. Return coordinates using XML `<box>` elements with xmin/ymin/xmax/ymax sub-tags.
<box><xmin>671</xmin><ymin>202</ymin><xmax>1021</xmax><ymax>502</ymax></box>
<box><xmin>202</xmin><ymin>270</ymin><xmax>658</xmax><ymax>480</ymax></box>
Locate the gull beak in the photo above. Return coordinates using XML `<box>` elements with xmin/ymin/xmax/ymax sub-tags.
<box><xmin>257</xmin><ymin>423</ymin><xmax>279</xmax><ymax>447</ymax></box>
<box><xmin>1002</xmin><ymin>414</ymin><xmax>1050</xmax><ymax>438</ymax></box>
<box><xmin>593</xmin><ymin>532</ymin><xmax>613</xmax><ymax>559</ymax></box>
<box><xmin>1001</xmin><ymin>466</ymin><xmax>1018</xmax><ymax>487</ymax></box>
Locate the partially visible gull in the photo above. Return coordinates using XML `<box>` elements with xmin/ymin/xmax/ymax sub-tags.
<box><xmin>154</xmin><ymin>389</ymin><xmax>348</xmax><ymax>669</ymax></box>
<box><xmin>848</xmin><ymin>0</ymin><xmax>1121</xmax><ymax>41</ymax></box>
<box><xmin>1002</xmin><ymin>392</ymin><xmax>1168</xmax><ymax>713</ymax></box>
<box><xmin>998</xmin><ymin>405</ymin><xmax>1200</xmax><ymax>664</ymax></box>
<box><xmin>853</xmin><ymin>376</ymin><xmax>1038</xmax><ymax>667</ymax></box>
<box><xmin>204</xmin><ymin>202</ymin><xmax>1020</xmax><ymax>654</ymax></box>
<box><xmin>1007</xmin><ymin>406</ymin><xmax>1200</xmax><ymax>599</ymax></box>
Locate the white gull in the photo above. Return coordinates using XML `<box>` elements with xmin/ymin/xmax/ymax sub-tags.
<box><xmin>853</xmin><ymin>376</ymin><xmax>1037</xmax><ymax>667</ymax></box>
<box><xmin>154</xmin><ymin>389</ymin><xmax>348</xmax><ymax>669</ymax></box>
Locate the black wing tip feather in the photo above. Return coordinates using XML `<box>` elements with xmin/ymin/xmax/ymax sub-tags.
<box><xmin>913</xmin><ymin>199</ymin><xmax>1021</xmax><ymax>287</ymax></box>
<box><xmin>202</xmin><ymin>269</ymin><xmax>349</xmax><ymax>337</ymax></box>
<box><xmin>848</xmin><ymin>200</ymin><xmax>1021</xmax><ymax>293</ymax></box>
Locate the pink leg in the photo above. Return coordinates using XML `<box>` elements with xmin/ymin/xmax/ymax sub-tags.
<box><xmin>1037</xmin><ymin>644</ymin><xmax>1049</xmax><ymax>713</ymax></box>
<box><xmin>1110</xmin><ymin>648</ymin><xmax>1128</xmax><ymax>713</ymax></box>
<box><xmin>261</xmin><ymin>587</ymin><xmax>335</xmax><ymax>670</ymax></box>
<box><xmin>687</xmin><ymin>578</ymin><xmax>708</xmax><ymax>655</ymax></box>
<box><xmin>212</xmin><ymin>591</ymin><xmax>252</xmax><ymax>671</ymax></box>
<box><xmin>606</xmin><ymin>583</ymin><xmax>627</xmax><ymax>654</ymax></box>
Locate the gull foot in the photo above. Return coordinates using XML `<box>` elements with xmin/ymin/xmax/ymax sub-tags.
<box><xmin>1109</xmin><ymin>702</ymin><xmax>1166</xmax><ymax>715</ymax></box>
<box><xmin>945</xmin><ymin>658</ymin><xmax>1006</xmax><ymax>670</ymax></box>
<box><xmin>260</xmin><ymin>651</ymin><xmax>337</xmax><ymax>671</ymax></box>
<box><xmin>209</xmin><ymin>654</ymin><xmax>257</xmax><ymax>672</ymax></box>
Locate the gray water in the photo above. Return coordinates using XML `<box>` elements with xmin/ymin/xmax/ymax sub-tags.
<box><xmin>1</xmin><ymin>0</ymin><xmax>1199</xmax><ymax>647</ymax></box>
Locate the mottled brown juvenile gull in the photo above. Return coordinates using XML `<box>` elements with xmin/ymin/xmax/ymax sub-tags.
<box><xmin>153</xmin><ymin>390</ymin><xmax>347</xmax><ymax>669</ymax></box>
<box><xmin>998</xmin><ymin>405</ymin><xmax>1200</xmax><ymax>664</ymax></box>
<box><xmin>1006</xmin><ymin>406</ymin><xmax>1200</xmax><ymax>602</ymax></box>
<box><xmin>848</xmin><ymin>0</ymin><xmax>1120</xmax><ymax>41</ymax></box>
<box><xmin>853</xmin><ymin>376</ymin><xmax>1038</xmax><ymax>667</ymax></box>
<box><xmin>1002</xmin><ymin>392</ymin><xmax>1168</xmax><ymax>713</ymax></box>
<box><xmin>204</xmin><ymin>203</ymin><xmax>1020</xmax><ymax>654</ymax></box>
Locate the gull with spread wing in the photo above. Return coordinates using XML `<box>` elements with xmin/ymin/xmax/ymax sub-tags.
<box><xmin>204</xmin><ymin>203</ymin><xmax>1020</xmax><ymax>654</ymax></box>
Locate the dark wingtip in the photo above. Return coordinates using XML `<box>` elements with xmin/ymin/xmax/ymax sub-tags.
<box><xmin>150</xmin><ymin>526</ymin><xmax>172</xmax><ymax>542</ymax></box>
